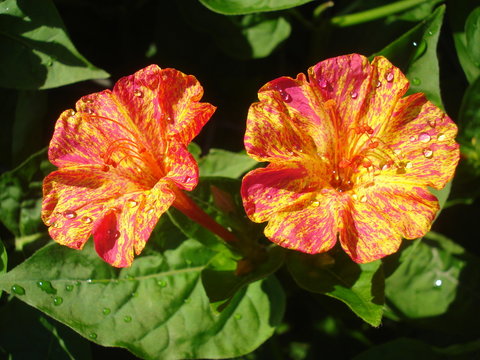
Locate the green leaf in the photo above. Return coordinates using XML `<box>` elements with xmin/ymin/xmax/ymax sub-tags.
<box><xmin>0</xmin><ymin>238</ymin><xmax>285</xmax><ymax>359</ymax></box>
<box><xmin>384</xmin><ymin>233</ymin><xmax>465</xmax><ymax>318</ymax></box>
<box><xmin>0</xmin><ymin>0</ymin><xmax>109</xmax><ymax>89</ymax></box>
<box><xmin>353</xmin><ymin>338</ymin><xmax>440</xmax><ymax>360</ymax></box>
<box><xmin>198</xmin><ymin>0</ymin><xmax>315</xmax><ymax>15</ymax></box>
<box><xmin>0</xmin><ymin>148</ymin><xmax>53</xmax><ymax>237</ymax></box>
<box><xmin>465</xmin><ymin>7</ymin><xmax>480</xmax><ymax>67</ymax></box>
<box><xmin>287</xmin><ymin>250</ymin><xmax>384</xmax><ymax>327</ymax></box>
<box><xmin>0</xmin><ymin>240</ymin><xmax>7</xmax><ymax>275</ymax></box>
<box><xmin>199</xmin><ymin>148</ymin><xmax>257</xmax><ymax>178</ymax></box>
<box><xmin>373</xmin><ymin>5</ymin><xmax>445</xmax><ymax>108</ymax></box>
<box><xmin>450</xmin><ymin>1</ymin><xmax>480</xmax><ymax>83</ymax></box>
<box><xmin>0</xmin><ymin>298</ymin><xmax>92</xmax><ymax>360</ymax></box>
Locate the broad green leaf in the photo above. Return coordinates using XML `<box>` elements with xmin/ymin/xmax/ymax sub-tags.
<box><xmin>0</xmin><ymin>0</ymin><xmax>109</xmax><ymax>89</ymax></box>
<box><xmin>180</xmin><ymin>1</ymin><xmax>291</xmax><ymax>59</ymax></box>
<box><xmin>0</xmin><ymin>238</ymin><xmax>285</xmax><ymax>359</ymax></box>
<box><xmin>199</xmin><ymin>148</ymin><xmax>257</xmax><ymax>178</ymax></box>
<box><xmin>450</xmin><ymin>1</ymin><xmax>480</xmax><ymax>83</ymax></box>
<box><xmin>0</xmin><ymin>298</ymin><xmax>91</xmax><ymax>360</ymax></box>
<box><xmin>388</xmin><ymin>0</ymin><xmax>443</xmax><ymax>22</ymax></box>
<box><xmin>187</xmin><ymin>142</ymin><xmax>202</xmax><ymax>161</ymax></box>
<box><xmin>465</xmin><ymin>7</ymin><xmax>480</xmax><ymax>67</ymax></box>
<box><xmin>287</xmin><ymin>250</ymin><xmax>384</xmax><ymax>327</ymax></box>
<box><xmin>198</xmin><ymin>0</ymin><xmax>315</xmax><ymax>15</ymax></box>
<box><xmin>385</xmin><ymin>233</ymin><xmax>465</xmax><ymax>318</ymax></box>
<box><xmin>373</xmin><ymin>5</ymin><xmax>445</xmax><ymax>108</ymax></box>
<box><xmin>0</xmin><ymin>148</ymin><xmax>53</xmax><ymax>237</ymax></box>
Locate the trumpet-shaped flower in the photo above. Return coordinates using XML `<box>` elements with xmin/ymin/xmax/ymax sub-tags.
<box><xmin>241</xmin><ymin>54</ymin><xmax>459</xmax><ymax>263</ymax></box>
<box><xmin>42</xmin><ymin>65</ymin><xmax>218</xmax><ymax>267</ymax></box>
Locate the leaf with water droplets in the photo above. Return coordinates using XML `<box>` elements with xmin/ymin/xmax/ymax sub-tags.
<box><xmin>287</xmin><ymin>250</ymin><xmax>384</xmax><ymax>327</ymax></box>
<box><xmin>0</xmin><ymin>0</ymin><xmax>109</xmax><ymax>89</ymax></box>
<box><xmin>0</xmin><ymin>234</ymin><xmax>284</xmax><ymax>359</ymax></box>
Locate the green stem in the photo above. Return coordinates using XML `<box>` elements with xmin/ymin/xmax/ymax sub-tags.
<box><xmin>330</xmin><ymin>0</ymin><xmax>433</xmax><ymax>27</ymax></box>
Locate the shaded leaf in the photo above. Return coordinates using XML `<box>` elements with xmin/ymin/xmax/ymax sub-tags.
<box><xmin>373</xmin><ymin>5</ymin><xmax>445</xmax><ymax>108</ymax></box>
<box><xmin>0</xmin><ymin>298</ymin><xmax>91</xmax><ymax>360</ymax></box>
<box><xmin>0</xmin><ymin>0</ymin><xmax>109</xmax><ymax>89</ymax></box>
<box><xmin>287</xmin><ymin>249</ymin><xmax>384</xmax><ymax>327</ymax></box>
<box><xmin>465</xmin><ymin>7</ymin><xmax>480</xmax><ymax>67</ymax></box>
<box><xmin>0</xmin><ymin>240</ymin><xmax>6</xmax><ymax>274</ymax></box>
<box><xmin>198</xmin><ymin>0</ymin><xmax>315</xmax><ymax>15</ymax></box>
<box><xmin>353</xmin><ymin>338</ymin><xmax>440</xmax><ymax>360</ymax></box>
<box><xmin>0</xmin><ymin>237</ymin><xmax>285</xmax><ymax>360</ymax></box>
<box><xmin>199</xmin><ymin>148</ymin><xmax>258</xmax><ymax>178</ymax></box>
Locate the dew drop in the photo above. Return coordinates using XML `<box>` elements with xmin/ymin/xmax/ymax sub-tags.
<box><xmin>376</xmin><ymin>80</ymin><xmax>381</xmax><ymax>88</ymax></box>
<box><xmin>405</xmin><ymin>161</ymin><xmax>413</xmax><ymax>169</ymax></box>
<box><xmin>63</xmin><ymin>210</ymin><xmax>77</xmax><ymax>219</ymax></box>
<box><xmin>394</xmin><ymin>149</ymin><xmax>402</xmax><ymax>155</ymax></box>
<box><xmin>437</xmin><ymin>134</ymin><xmax>446</xmax><ymax>141</ymax></box>
<box><xmin>11</xmin><ymin>285</ymin><xmax>25</xmax><ymax>295</ymax></box>
<box><xmin>423</xmin><ymin>148</ymin><xmax>434</xmax><ymax>158</ymax></box>
<box><xmin>311</xmin><ymin>201</ymin><xmax>320</xmax><ymax>207</ymax></box>
<box><xmin>89</xmin><ymin>333</ymin><xmax>97</xmax><ymax>340</ymax></box>
<box><xmin>85</xmin><ymin>108</ymin><xmax>95</xmax><ymax>115</ymax></box>
<box><xmin>53</xmin><ymin>296</ymin><xmax>63</xmax><ymax>306</ymax></box>
<box><xmin>434</xmin><ymin>279</ymin><xmax>442</xmax><ymax>287</ymax></box>
<box><xmin>68</xmin><ymin>109</ymin><xmax>76</xmax><ymax>117</ymax></box>
<box><xmin>352</xmin><ymin>194</ymin><xmax>358</xmax><ymax>200</ymax></box>
<box><xmin>381</xmin><ymin>163</ymin><xmax>390</xmax><ymax>171</ymax></box>
<box><xmin>279</xmin><ymin>89</ymin><xmax>292</xmax><ymax>102</ymax></box>
<box><xmin>127</xmin><ymin>199</ymin><xmax>138</xmax><ymax>208</ymax></box>
<box><xmin>318</xmin><ymin>77</ymin><xmax>328</xmax><ymax>89</ymax></box>
<box><xmin>65</xmin><ymin>285</ymin><xmax>74</xmax><ymax>292</ymax></box>
<box><xmin>412</xmin><ymin>41</ymin><xmax>418</xmax><ymax>47</ymax></box>
<box><xmin>411</xmin><ymin>77</ymin><xmax>421</xmax><ymax>86</ymax></box>
<box><xmin>427</xmin><ymin>30</ymin><xmax>433</xmax><ymax>36</ymax></box>
<box><xmin>385</xmin><ymin>72</ymin><xmax>394</xmax><ymax>82</ymax></box>
<box><xmin>157</xmin><ymin>280</ymin><xmax>167</xmax><ymax>288</ymax></box>
<box><xmin>266</xmin><ymin>194</ymin><xmax>272</xmax><ymax>200</ymax></box>
<box><xmin>184</xmin><ymin>298</ymin><xmax>191</xmax><ymax>304</ymax></box>
<box><xmin>418</xmin><ymin>133</ymin><xmax>431</xmax><ymax>143</ymax></box>
<box><xmin>147</xmin><ymin>208</ymin><xmax>155</xmax><ymax>215</ymax></box>
<box><xmin>124</xmin><ymin>315</ymin><xmax>132</xmax><ymax>323</ymax></box>
<box><xmin>133</xmin><ymin>89</ymin><xmax>143</xmax><ymax>97</ymax></box>
<box><xmin>350</xmin><ymin>91</ymin><xmax>358</xmax><ymax>99</ymax></box>
<box><xmin>75</xmin><ymin>281</ymin><xmax>81</xmax><ymax>286</ymax></box>
<box><xmin>428</xmin><ymin>119</ymin><xmax>437</xmax><ymax>128</ymax></box>
<box><xmin>86</xmin><ymin>279</ymin><xmax>93</xmax><ymax>284</ymax></box>
<box><xmin>409</xmin><ymin>135</ymin><xmax>417</xmax><ymax>142</ymax></box>
<box><xmin>107</xmin><ymin>229</ymin><xmax>120</xmax><ymax>239</ymax></box>
<box><xmin>82</xmin><ymin>216</ymin><xmax>93</xmax><ymax>224</ymax></box>
<box><xmin>360</xmin><ymin>196</ymin><xmax>367</xmax><ymax>203</ymax></box>
<box><xmin>101</xmin><ymin>164</ymin><xmax>110</xmax><ymax>172</ymax></box>
<box><xmin>234</xmin><ymin>313</ymin><xmax>243</xmax><ymax>320</ymax></box>
<box><xmin>103</xmin><ymin>308</ymin><xmax>111</xmax><ymax>315</ymax></box>
<box><xmin>37</xmin><ymin>281</ymin><xmax>57</xmax><ymax>294</ymax></box>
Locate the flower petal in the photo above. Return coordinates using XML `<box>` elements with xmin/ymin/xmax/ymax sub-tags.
<box><xmin>93</xmin><ymin>181</ymin><xmax>175</xmax><ymax>267</ymax></box>
<box><xmin>163</xmin><ymin>142</ymin><xmax>199</xmax><ymax>191</ymax></box>
<box><xmin>241</xmin><ymin>163</ymin><xmax>317</xmax><ymax>223</ymax></box>
<box><xmin>263</xmin><ymin>195</ymin><xmax>339</xmax><ymax>253</ymax></box>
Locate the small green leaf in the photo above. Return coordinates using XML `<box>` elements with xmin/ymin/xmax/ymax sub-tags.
<box><xmin>0</xmin><ymin>148</ymin><xmax>53</xmax><ymax>237</ymax></box>
<box><xmin>0</xmin><ymin>240</ymin><xmax>7</xmax><ymax>274</ymax></box>
<box><xmin>373</xmin><ymin>5</ymin><xmax>445</xmax><ymax>108</ymax></box>
<box><xmin>199</xmin><ymin>148</ymin><xmax>258</xmax><ymax>178</ymax></box>
<box><xmin>287</xmin><ymin>250</ymin><xmax>384</xmax><ymax>327</ymax></box>
<box><xmin>0</xmin><ymin>238</ymin><xmax>285</xmax><ymax>359</ymax></box>
<box><xmin>198</xmin><ymin>0</ymin><xmax>315</xmax><ymax>15</ymax></box>
<box><xmin>385</xmin><ymin>234</ymin><xmax>465</xmax><ymax>318</ymax></box>
<box><xmin>0</xmin><ymin>0</ymin><xmax>109</xmax><ymax>89</ymax></box>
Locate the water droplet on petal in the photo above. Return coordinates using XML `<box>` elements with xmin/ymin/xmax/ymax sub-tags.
<box><xmin>279</xmin><ymin>89</ymin><xmax>291</xmax><ymax>102</ymax></box>
<box><xmin>437</xmin><ymin>134</ymin><xmax>446</xmax><ymax>141</ymax></box>
<box><xmin>350</xmin><ymin>91</ymin><xmax>358</xmax><ymax>99</ymax></box>
<box><xmin>434</xmin><ymin>279</ymin><xmax>442</xmax><ymax>287</ymax></box>
<box><xmin>385</xmin><ymin>72</ymin><xmax>394</xmax><ymax>82</ymax></box>
<box><xmin>394</xmin><ymin>149</ymin><xmax>402</xmax><ymax>155</ymax></box>
<box><xmin>85</xmin><ymin>108</ymin><xmax>95</xmax><ymax>115</ymax></box>
<box><xmin>65</xmin><ymin>285</ymin><xmax>74</xmax><ymax>292</ymax></box>
<box><xmin>311</xmin><ymin>201</ymin><xmax>320</xmax><ymax>207</ymax></box>
<box><xmin>360</xmin><ymin>196</ymin><xmax>367</xmax><ymax>203</ymax></box>
<box><xmin>266</xmin><ymin>194</ymin><xmax>272</xmax><ymax>200</ymax></box>
<box><xmin>107</xmin><ymin>229</ymin><xmax>120</xmax><ymax>239</ymax></box>
<box><xmin>68</xmin><ymin>109</ymin><xmax>76</xmax><ymax>117</ymax></box>
<box><xmin>405</xmin><ymin>161</ymin><xmax>413</xmax><ymax>169</ymax></box>
<box><xmin>409</xmin><ymin>136</ymin><xmax>417</xmax><ymax>142</ymax></box>
<box><xmin>318</xmin><ymin>77</ymin><xmax>328</xmax><ymax>89</ymax></box>
<box><xmin>418</xmin><ymin>133</ymin><xmax>431</xmax><ymax>143</ymax></box>
<box><xmin>53</xmin><ymin>296</ymin><xmax>63</xmax><ymax>306</ymax></box>
<box><xmin>352</xmin><ymin>194</ymin><xmax>358</xmax><ymax>200</ymax></box>
<box><xmin>133</xmin><ymin>89</ymin><xmax>143</xmax><ymax>97</ymax></box>
<box><xmin>63</xmin><ymin>210</ymin><xmax>77</xmax><ymax>219</ymax></box>
<box><xmin>124</xmin><ymin>315</ymin><xmax>132</xmax><ymax>323</ymax></box>
<box><xmin>423</xmin><ymin>148</ymin><xmax>434</xmax><ymax>158</ymax></box>
<box><xmin>89</xmin><ymin>333</ymin><xmax>97</xmax><ymax>340</ymax></box>
<box><xmin>376</xmin><ymin>81</ymin><xmax>381</xmax><ymax>88</ymax></box>
<box><xmin>428</xmin><ymin>119</ymin><xmax>437</xmax><ymax>128</ymax></box>
<box><xmin>147</xmin><ymin>208</ymin><xmax>155</xmax><ymax>215</ymax></box>
<box><xmin>103</xmin><ymin>308</ymin><xmax>111</xmax><ymax>315</ymax></box>
<box><xmin>127</xmin><ymin>199</ymin><xmax>138</xmax><ymax>207</ymax></box>
<box><xmin>11</xmin><ymin>285</ymin><xmax>25</xmax><ymax>295</ymax></box>
<box><xmin>82</xmin><ymin>216</ymin><xmax>93</xmax><ymax>224</ymax></box>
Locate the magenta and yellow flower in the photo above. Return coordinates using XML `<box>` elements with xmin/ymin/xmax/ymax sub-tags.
<box><xmin>241</xmin><ymin>54</ymin><xmax>459</xmax><ymax>263</ymax></box>
<box><xmin>42</xmin><ymin>65</ymin><xmax>220</xmax><ymax>267</ymax></box>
